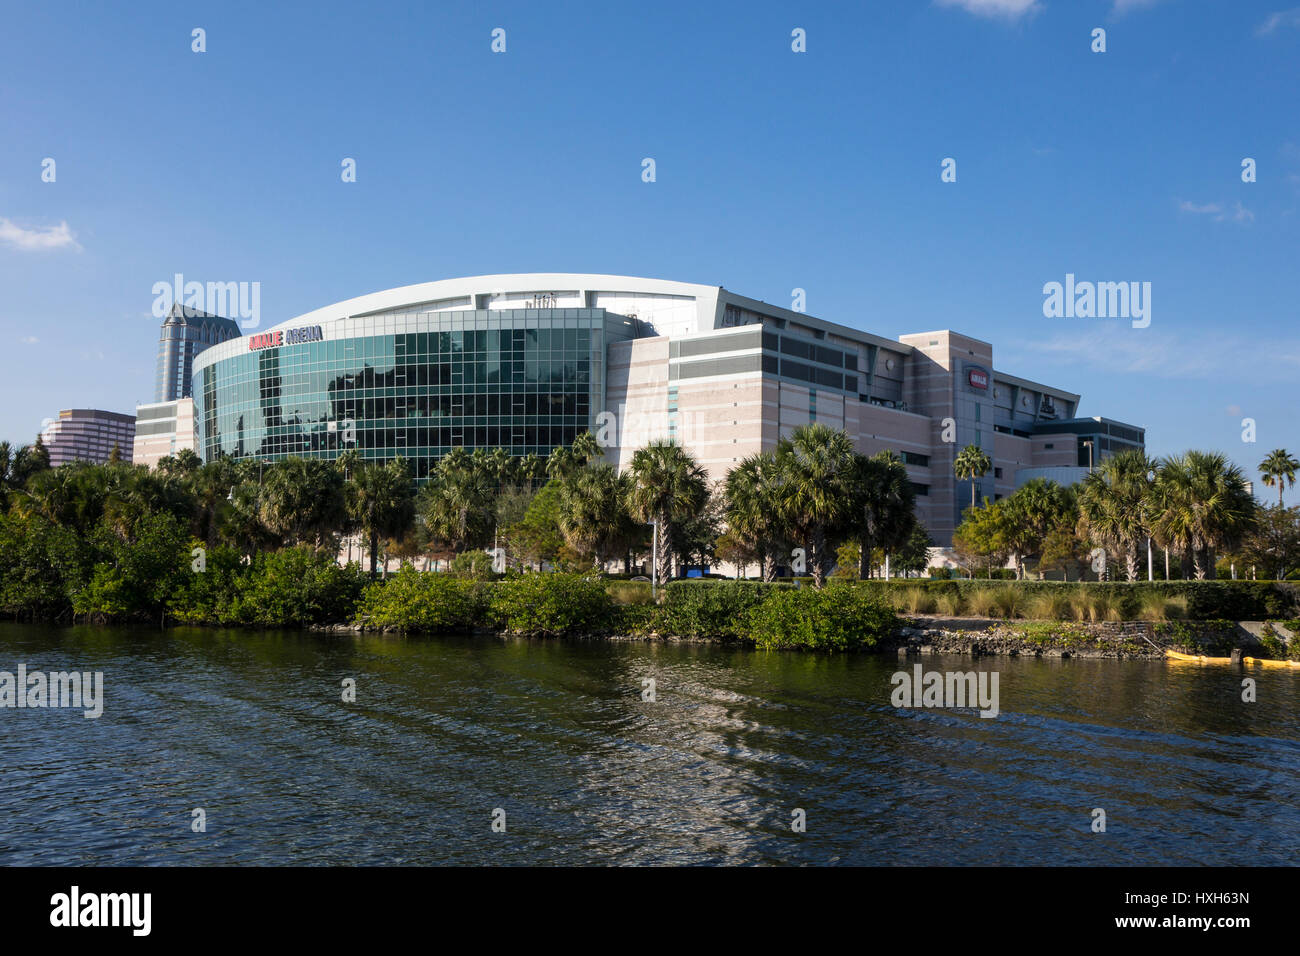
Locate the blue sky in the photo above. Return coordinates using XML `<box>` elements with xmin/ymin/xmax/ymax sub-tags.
<box><xmin>1</xmin><ymin>0</ymin><xmax>1297</xmax><ymax>495</ymax></box>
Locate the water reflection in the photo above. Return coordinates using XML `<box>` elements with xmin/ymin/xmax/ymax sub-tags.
<box><xmin>0</xmin><ymin>624</ymin><xmax>1295</xmax><ymax>865</ymax></box>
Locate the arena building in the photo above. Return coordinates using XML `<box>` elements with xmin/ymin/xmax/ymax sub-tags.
<box><xmin>191</xmin><ymin>274</ymin><xmax>1145</xmax><ymax>546</ymax></box>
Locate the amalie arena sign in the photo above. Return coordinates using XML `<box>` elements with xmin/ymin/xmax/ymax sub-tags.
<box><xmin>248</xmin><ymin>325</ymin><xmax>324</xmax><ymax>351</ymax></box>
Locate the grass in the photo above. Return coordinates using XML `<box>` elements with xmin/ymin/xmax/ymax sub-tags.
<box><xmin>966</xmin><ymin>588</ymin><xmax>999</xmax><ymax>618</ymax></box>
<box><xmin>1137</xmin><ymin>592</ymin><xmax>1188</xmax><ymax>622</ymax></box>
<box><xmin>1024</xmin><ymin>591</ymin><xmax>1073</xmax><ymax>620</ymax></box>
<box><xmin>935</xmin><ymin>591</ymin><xmax>964</xmax><ymax>616</ymax></box>
<box><xmin>991</xmin><ymin>586</ymin><xmax>1025</xmax><ymax>619</ymax></box>
<box><xmin>893</xmin><ymin>586</ymin><xmax>937</xmax><ymax>615</ymax></box>
<box><xmin>607</xmin><ymin>580</ymin><xmax>653</xmax><ymax>606</ymax></box>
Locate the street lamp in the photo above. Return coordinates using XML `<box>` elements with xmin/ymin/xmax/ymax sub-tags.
<box><xmin>1145</xmin><ymin>468</ymin><xmax>1155</xmax><ymax>582</ymax></box>
<box><xmin>649</xmin><ymin>519</ymin><xmax>658</xmax><ymax>600</ymax></box>
<box><xmin>1083</xmin><ymin>440</ymin><xmax>1094</xmax><ymax>473</ymax></box>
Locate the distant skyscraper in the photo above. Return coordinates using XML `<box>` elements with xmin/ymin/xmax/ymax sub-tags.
<box><xmin>154</xmin><ymin>303</ymin><xmax>242</xmax><ymax>402</ymax></box>
<box><xmin>41</xmin><ymin>409</ymin><xmax>136</xmax><ymax>466</ymax></box>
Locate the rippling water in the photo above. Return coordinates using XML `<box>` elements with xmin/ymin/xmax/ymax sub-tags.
<box><xmin>1</xmin><ymin>622</ymin><xmax>1297</xmax><ymax>865</ymax></box>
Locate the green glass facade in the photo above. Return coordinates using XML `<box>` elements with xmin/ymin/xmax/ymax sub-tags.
<box><xmin>194</xmin><ymin>308</ymin><xmax>622</xmax><ymax>480</ymax></box>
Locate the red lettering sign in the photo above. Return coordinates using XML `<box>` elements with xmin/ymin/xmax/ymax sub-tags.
<box><xmin>248</xmin><ymin>331</ymin><xmax>284</xmax><ymax>351</ymax></box>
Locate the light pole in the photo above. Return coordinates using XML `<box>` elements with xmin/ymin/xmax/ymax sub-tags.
<box><xmin>1145</xmin><ymin>469</ymin><xmax>1155</xmax><ymax>582</ymax></box>
<box><xmin>1083</xmin><ymin>440</ymin><xmax>1094</xmax><ymax>473</ymax></box>
<box><xmin>650</xmin><ymin>519</ymin><xmax>658</xmax><ymax>600</ymax></box>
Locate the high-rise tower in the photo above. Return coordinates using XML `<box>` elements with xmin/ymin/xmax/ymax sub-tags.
<box><xmin>153</xmin><ymin>303</ymin><xmax>242</xmax><ymax>402</ymax></box>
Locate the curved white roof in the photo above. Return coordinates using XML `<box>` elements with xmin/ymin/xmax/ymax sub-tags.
<box><xmin>267</xmin><ymin>273</ymin><xmax>722</xmax><ymax>331</ymax></box>
<box><xmin>192</xmin><ymin>273</ymin><xmax>725</xmax><ymax>371</ymax></box>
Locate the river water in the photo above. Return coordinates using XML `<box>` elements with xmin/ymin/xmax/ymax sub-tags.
<box><xmin>1</xmin><ymin>623</ymin><xmax>1296</xmax><ymax>866</ymax></box>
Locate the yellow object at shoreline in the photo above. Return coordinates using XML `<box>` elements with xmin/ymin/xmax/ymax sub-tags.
<box><xmin>1164</xmin><ymin>649</ymin><xmax>1300</xmax><ymax>668</ymax></box>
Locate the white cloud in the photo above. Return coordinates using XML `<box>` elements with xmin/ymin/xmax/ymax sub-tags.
<box><xmin>1258</xmin><ymin>7</ymin><xmax>1300</xmax><ymax>34</ymax></box>
<box><xmin>1112</xmin><ymin>0</ymin><xmax>1165</xmax><ymax>14</ymax></box>
<box><xmin>19</xmin><ymin>336</ymin><xmax>38</xmax><ymax>345</ymax></box>
<box><xmin>1177</xmin><ymin>199</ymin><xmax>1254</xmax><ymax>223</ymax></box>
<box><xmin>1016</xmin><ymin>324</ymin><xmax>1300</xmax><ymax>382</ymax></box>
<box><xmin>0</xmin><ymin>218</ymin><xmax>81</xmax><ymax>252</ymax></box>
<box><xmin>935</xmin><ymin>0</ymin><xmax>1040</xmax><ymax>20</ymax></box>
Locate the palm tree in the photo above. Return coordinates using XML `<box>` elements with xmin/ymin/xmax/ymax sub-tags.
<box><xmin>570</xmin><ymin>430</ymin><xmax>602</xmax><ymax>465</ymax></box>
<box><xmin>1150</xmin><ymin>451</ymin><xmax>1257</xmax><ymax>579</ymax></box>
<box><xmin>258</xmin><ymin>457</ymin><xmax>348</xmax><ymax>548</ymax></box>
<box><xmin>847</xmin><ymin>450</ymin><xmax>916</xmax><ymax>579</ymax></box>
<box><xmin>1260</xmin><ymin>448</ymin><xmax>1299</xmax><ymax>508</ymax></box>
<box><xmin>773</xmin><ymin>423</ymin><xmax>857</xmax><ymax>587</ymax></box>
<box><xmin>486</xmin><ymin>447</ymin><xmax>515</xmax><ymax>490</ymax></box>
<box><xmin>953</xmin><ymin>444</ymin><xmax>992</xmax><ymax>510</ymax></box>
<box><xmin>1077</xmin><ymin>451</ymin><xmax>1155</xmax><ymax>581</ymax></box>
<box><xmin>546</xmin><ymin>445</ymin><xmax>578</xmax><ymax>480</ymax></box>
<box><xmin>627</xmin><ymin>440</ymin><xmax>710</xmax><ymax>584</ymax></box>
<box><xmin>335</xmin><ymin>449</ymin><xmax>362</xmax><ymax>481</ymax></box>
<box><xmin>348</xmin><ymin>458</ymin><xmax>416</xmax><ymax>578</ymax></box>
<box><xmin>723</xmin><ymin>451</ymin><xmax>787</xmax><ymax>581</ymax></box>
<box><xmin>518</xmin><ymin>453</ymin><xmax>547</xmax><ymax>487</ymax></box>
<box><xmin>557</xmin><ymin>464</ymin><xmax>636</xmax><ymax>568</ymax></box>
<box><xmin>417</xmin><ymin>454</ymin><xmax>496</xmax><ymax>557</ymax></box>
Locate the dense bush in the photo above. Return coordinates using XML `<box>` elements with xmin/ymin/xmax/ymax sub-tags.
<box><xmin>71</xmin><ymin>513</ymin><xmax>194</xmax><ymax>624</ymax></box>
<box><xmin>234</xmin><ymin>547</ymin><xmax>367</xmax><ymax>628</ymax></box>
<box><xmin>488</xmin><ymin>573</ymin><xmax>613</xmax><ymax>636</ymax></box>
<box><xmin>657</xmin><ymin>579</ymin><xmax>793</xmax><ymax>640</ymax></box>
<box><xmin>169</xmin><ymin>545</ymin><xmax>366</xmax><ymax>628</ymax></box>
<box><xmin>356</xmin><ymin>565</ymin><xmax>486</xmax><ymax>632</ymax></box>
<box><xmin>744</xmin><ymin>584</ymin><xmax>899</xmax><ymax>651</ymax></box>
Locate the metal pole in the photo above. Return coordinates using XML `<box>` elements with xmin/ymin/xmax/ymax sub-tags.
<box><xmin>651</xmin><ymin>520</ymin><xmax>658</xmax><ymax>600</ymax></box>
<box><xmin>1147</xmin><ymin>536</ymin><xmax>1153</xmax><ymax>582</ymax></box>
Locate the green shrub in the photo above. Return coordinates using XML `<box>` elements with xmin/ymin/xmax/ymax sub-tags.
<box><xmin>170</xmin><ymin>545</ymin><xmax>250</xmax><ymax>625</ymax></box>
<box><xmin>744</xmin><ymin>584</ymin><xmax>898</xmax><ymax>651</ymax></box>
<box><xmin>1258</xmin><ymin>622</ymin><xmax>1300</xmax><ymax>660</ymax></box>
<box><xmin>237</xmin><ymin>546</ymin><xmax>367</xmax><ymax>628</ymax></box>
<box><xmin>612</xmin><ymin>602</ymin><xmax>659</xmax><ymax>635</ymax></box>
<box><xmin>449</xmin><ymin>550</ymin><xmax>497</xmax><ymax>580</ymax></box>
<box><xmin>657</xmin><ymin>579</ymin><xmax>790</xmax><ymax>640</ymax></box>
<box><xmin>356</xmin><ymin>565</ymin><xmax>486</xmax><ymax>632</ymax></box>
<box><xmin>489</xmin><ymin>573</ymin><xmax>613</xmax><ymax>637</ymax></box>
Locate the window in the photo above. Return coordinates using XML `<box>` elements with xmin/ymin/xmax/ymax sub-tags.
<box><xmin>994</xmin><ymin>467</ymin><xmax>1003</xmax><ymax>479</ymax></box>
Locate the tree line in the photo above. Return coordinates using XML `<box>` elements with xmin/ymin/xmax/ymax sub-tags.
<box><xmin>949</xmin><ymin>444</ymin><xmax>1299</xmax><ymax>581</ymax></box>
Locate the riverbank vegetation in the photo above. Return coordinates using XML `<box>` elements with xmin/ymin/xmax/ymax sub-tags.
<box><xmin>0</xmin><ymin>429</ymin><xmax>1297</xmax><ymax>653</ymax></box>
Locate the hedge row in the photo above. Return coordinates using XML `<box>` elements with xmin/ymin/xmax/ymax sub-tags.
<box><xmin>791</xmin><ymin>579</ymin><xmax>1298</xmax><ymax>621</ymax></box>
<box><xmin>357</xmin><ymin>573</ymin><xmax>898</xmax><ymax>650</ymax></box>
